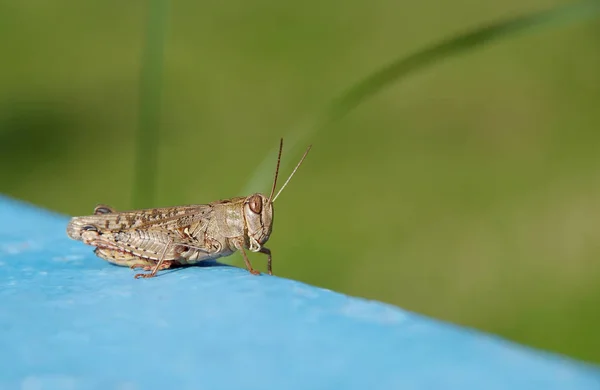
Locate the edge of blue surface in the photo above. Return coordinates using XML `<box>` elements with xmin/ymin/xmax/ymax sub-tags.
<box><xmin>1</xmin><ymin>194</ymin><xmax>599</xmax><ymax>390</ymax></box>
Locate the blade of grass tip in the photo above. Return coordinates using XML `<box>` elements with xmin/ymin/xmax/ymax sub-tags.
<box><xmin>243</xmin><ymin>0</ymin><xmax>600</xmax><ymax>195</ymax></box>
<box><xmin>132</xmin><ymin>0</ymin><xmax>170</xmax><ymax>209</ymax></box>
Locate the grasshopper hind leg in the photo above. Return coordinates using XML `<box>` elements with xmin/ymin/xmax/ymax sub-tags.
<box><xmin>94</xmin><ymin>248</ymin><xmax>173</xmax><ymax>274</ymax></box>
<box><xmin>133</xmin><ymin>261</ymin><xmax>175</xmax><ymax>277</ymax></box>
<box><xmin>134</xmin><ymin>238</ymin><xmax>175</xmax><ymax>279</ymax></box>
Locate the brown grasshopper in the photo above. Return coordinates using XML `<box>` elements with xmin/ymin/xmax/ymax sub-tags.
<box><xmin>66</xmin><ymin>139</ymin><xmax>311</xmax><ymax>279</ymax></box>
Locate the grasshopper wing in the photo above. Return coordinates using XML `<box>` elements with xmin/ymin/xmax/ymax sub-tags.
<box><xmin>66</xmin><ymin>204</ymin><xmax>213</xmax><ymax>241</ymax></box>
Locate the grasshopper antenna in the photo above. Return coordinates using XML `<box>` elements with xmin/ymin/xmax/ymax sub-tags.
<box><xmin>271</xmin><ymin>141</ymin><xmax>312</xmax><ymax>203</ymax></box>
<box><xmin>268</xmin><ymin>138</ymin><xmax>284</xmax><ymax>203</ymax></box>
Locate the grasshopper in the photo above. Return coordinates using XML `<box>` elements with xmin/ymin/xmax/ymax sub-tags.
<box><xmin>66</xmin><ymin>139</ymin><xmax>311</xmax><ymax>279</ymax></box>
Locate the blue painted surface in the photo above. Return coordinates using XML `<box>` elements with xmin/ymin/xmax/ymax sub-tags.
<box><xmin>0</xmin><ymin>195</ymin><xmax>599</xmax><ymax>390</ymax></box>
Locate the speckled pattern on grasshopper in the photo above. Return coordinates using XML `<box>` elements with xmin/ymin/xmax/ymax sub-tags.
<box><xmin>66</xmin><ymin>139</ymin><xmax>311</xmax><ymax>279</ymax></box>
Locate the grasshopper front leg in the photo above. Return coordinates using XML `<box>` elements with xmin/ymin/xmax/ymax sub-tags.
<box><xmin>233</xmin><ymin>239</ymin><xmax>260</xmax><ymax>275</ymax></box>
<box><xmin>259</xmin><ymin>247</ymin><xmax>273</xmax><ymax>276</ymax></box>
<box><xmin>232</xmin><ymin>239</ymin><xmax>274</xmax><ymax>275</ymax></box>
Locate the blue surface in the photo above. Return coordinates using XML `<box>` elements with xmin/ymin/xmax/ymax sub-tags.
<box><xmin>1</xmin><ymin>195</ymin><xmax>599</xmax><ymax>390</ymax></box>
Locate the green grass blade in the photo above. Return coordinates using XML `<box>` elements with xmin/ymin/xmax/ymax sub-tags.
<box><xmin>244</xmin><ymin>0</ymin><xmax>600</xmax><ymax>196</ymax></box>
<box><xmin>132</xmin><ymin>0</ymin><xmax>169</xmax><ymax>208</ymax></box>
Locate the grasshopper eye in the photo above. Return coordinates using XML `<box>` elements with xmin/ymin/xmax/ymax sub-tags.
<box><xmin>82</xmin><ymin>225</ymin><xmax>99</xmax><ymax>232</ymax></box>
<box><xmin>248</xmin><ymin>195</ymin><xmax>262</xmax><ymax>214</ymax></box>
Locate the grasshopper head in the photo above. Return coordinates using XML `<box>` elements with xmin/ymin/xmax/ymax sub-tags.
<box><xmin>243</xmin><ymin>193</ymin><xmax>274</xmax><ymax>251</ymax></box>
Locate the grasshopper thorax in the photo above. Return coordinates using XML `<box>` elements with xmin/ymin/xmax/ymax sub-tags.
<box><xmin>243</xmin><ymin>193</ymin><xmax>274</xmax><ymax>251</ymax></box>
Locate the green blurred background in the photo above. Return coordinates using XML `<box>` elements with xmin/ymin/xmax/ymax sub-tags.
<box><xmin>2</xmin><ymin>0</ymin><xmax>600</xmax><ymax>363</ymax></box>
